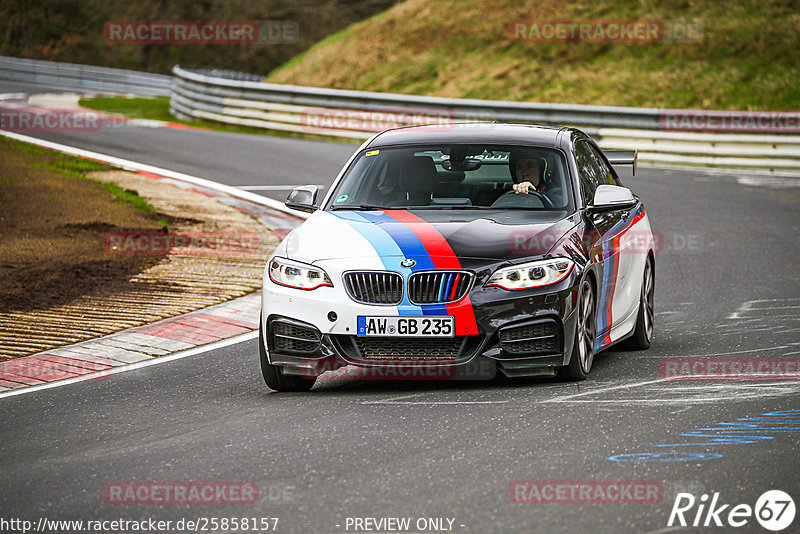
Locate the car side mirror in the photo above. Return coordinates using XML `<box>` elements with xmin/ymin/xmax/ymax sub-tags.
<box><xmin>285</xmin><ymin>185</ymin><xmax>319</xmax><ymax>213</ymax></box>
<box><xmin>588</xmin><ymin>184</ymin><xmax>637</xmax><ymax>212</ymax></box>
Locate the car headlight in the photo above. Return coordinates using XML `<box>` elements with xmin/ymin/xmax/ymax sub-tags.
<box><xmin>268</xmin><ymin>257</ymin><xmax>333</xmax><ymax>290</ymax></box>
<box><xmin>485</xmin><ymin>258</ymin><xmax>574</xmax><ymax>290</ymax></box>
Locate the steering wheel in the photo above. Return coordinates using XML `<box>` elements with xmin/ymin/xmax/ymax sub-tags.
<box><xmin>524</xmin><ymin>189</ymin><xmax>554</xmax><ymax>208</ymax></box>
<box><xmin>491</xmin><ymin>188</ymin><xmax>554</xmax><ymax>209</ymax></box>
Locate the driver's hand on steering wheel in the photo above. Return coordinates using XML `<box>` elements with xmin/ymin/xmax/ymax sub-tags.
<box><xmin>513</xmin><ymin>181</ymin><xmax>536</xmax><ymax>194</ymax></box>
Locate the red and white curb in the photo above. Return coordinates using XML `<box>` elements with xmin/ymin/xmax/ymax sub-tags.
<box><xmin>0</xmin><ymin>92</ymin><xmax>198</xmax><ymax>131</ymax></box>
<box><xmin>0</xmin><ymin>293</ymin><xmax>261</xmax><ymax>396</ymax></box>
<box><xmin>0</xmin><ymin>120</ymin><xmax>314</xmax><ymax>398</ymax></box>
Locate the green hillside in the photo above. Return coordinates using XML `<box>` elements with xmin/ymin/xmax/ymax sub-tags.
<box><xmin>0</xmin><ymin>0</ymin><xmax>397</xmax><ymax>75</ymax></box>
<box><xmin>266</xmin><ymin>0</ymin><xmax>800</xmax><ymax>110</ymax></box>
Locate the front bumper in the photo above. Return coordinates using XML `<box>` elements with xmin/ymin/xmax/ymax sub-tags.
<box><xmin>261</xmin><ymin>269</ymin><xmax>581</xmax><ymax>379</ymax></box>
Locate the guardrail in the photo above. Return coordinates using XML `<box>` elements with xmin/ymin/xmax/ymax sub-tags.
<box><xmin>0</xmin><ymin>56</ymin><xmax>171</xmax><ymax>96</ymax></box>
<box><xmin>2</xmin><ymin>57</ymin><xmax>796</xmax><ymax>174</ymax></box>
<box><xmin>171</xmin><ymin>65</ymin><xmax>800</xmax><ymax>174</ymax></box>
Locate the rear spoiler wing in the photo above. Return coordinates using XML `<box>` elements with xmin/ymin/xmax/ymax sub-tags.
<box><xmin>603</xmin><ymin>150</ymin><xmax>638</xmax><ymax>175</ymax></box>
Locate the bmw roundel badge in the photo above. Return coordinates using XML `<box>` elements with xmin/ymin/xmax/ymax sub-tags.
<box><xmin>400</xmin><ymin>258</ymin><xmax>416</xmax><ymax>268</ymax></box>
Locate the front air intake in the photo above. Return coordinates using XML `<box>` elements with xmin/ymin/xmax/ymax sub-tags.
<box><xmin>408</xmin><ymin>271</ymin><xmax>472</xmax><ymax>304</ymax></box>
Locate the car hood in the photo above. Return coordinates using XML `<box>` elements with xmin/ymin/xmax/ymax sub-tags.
<box><xmin>277</xmin><ymin>209</ymin><xmax>578</xmax><ymax>267</ymax></box>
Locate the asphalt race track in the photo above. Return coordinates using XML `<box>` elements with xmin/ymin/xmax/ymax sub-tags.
<box><xmin>2</xmin><ymin>80</ymin><xmax>800</xmax><ymax>533</ymax></box>
<box><xmin>0</xmin><ymin>80</ymin><xmax>353</xmax><ymax>202</ymax></box>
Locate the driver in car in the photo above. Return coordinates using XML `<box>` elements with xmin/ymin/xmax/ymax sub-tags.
<box><xmin>512</xmin><ymin>156</ymin><xmax>546</xmax><ymax>194</ymax></box>
<box><xmin>508</xmin><ymin>152</ymin><xmax>564</xmax><ymax>206</ymax></box>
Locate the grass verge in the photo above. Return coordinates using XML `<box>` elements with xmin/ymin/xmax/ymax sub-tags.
<box><xmin>0</xmin><ymin>136</ymin><xmax>166</xmax><ymax>313</ymax></box>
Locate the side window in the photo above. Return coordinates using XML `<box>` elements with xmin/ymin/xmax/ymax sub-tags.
<box><xmin>574</xmin><ymin>140</ymin><xmax>601</xmax><ymax>203</ymax></box>
<box><xmin>587</xmin><ymin>143</ymin><xmax>621</xmax><ymax>187</ymax></box>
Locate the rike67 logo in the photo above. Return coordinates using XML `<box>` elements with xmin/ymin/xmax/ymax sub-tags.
<box><xmin>668</xmin><ymin>490</ymin><xmax>795</xmax><ymax>531</ymax></box>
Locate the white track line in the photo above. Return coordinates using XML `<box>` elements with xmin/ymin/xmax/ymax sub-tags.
<box><xmin>642</xmin><ymin>526</ymin><xmax>684</xmax><ymax>534</ymax></box>
<box><xmin>0</xmin><ymin>331</ymin><xmax>257</xmax><ymax>400</ymax></box>
<box><xmin>366</xmin><ymin>399</ymin><xmax>509</xmax><ymax>405</ymax></box>
<box><xmin>664</xmin><ymin>345</ymin><xmax>790</xmax><ymax>358</ymax></box>
<box><xmin>0</xmin><ymin>130</ymin><xmax>309</xmax><ymax>219</ymax></box>
<box><xmin>0</xmin><ymin>128</ymin><xmax>305</xmax><ymax>400</ymax></box>
<box><xmin>541</xmin><ymin>378</ymin><xmax>664</xmax><ymax>403</ymax></box>
<box><xmin>238</xmin><ymin>185</ymin><xmax>323</xmax><ymax>191</ymax></box>
<box><xmin>362</xmin><ymin>392</ymin><xmax>508</xmax><ymax>405</ymax></box>
<box><xmin>362</xmin><ymin>392</ymin><xmax>428</xmax><ymax>404</ymax></box>
<box><xmin>0</xmin><ymin>93</ymin><xmax>27</xmax><ymax>101</ymax></box>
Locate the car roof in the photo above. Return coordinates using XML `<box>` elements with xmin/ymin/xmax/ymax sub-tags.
<box><xmin>365</xmin><ymin>122</ymin><xmax>568</xmax><ymax>149</ymax></box>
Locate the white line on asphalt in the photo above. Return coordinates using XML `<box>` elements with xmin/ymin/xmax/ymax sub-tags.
<box><xmin>672</xmin><ymin>345</ymin><xmax>790</xmax><ymax>358</ymax></box>
<box><xmin>361</xmin><ymin>392</ymin><xmax>509</xmax><ymax>405</ymax></box>
<box><xmin>636</xmin><ymin>345</ymin><xmax>795</xmax><ymax>359</ymax></box>
<box><xmin>549</xmin><ymin>382</ymin><xmax>800</xmax><ymax>405</ymax></box>
<box><xmin>359</xmin><ymin>382</ymin><xmax>592</xmax><ymax>405</ymax></box>
<box><xmin>366</xmin><ymin>400</ymin><xmax>509</xmax><ymax>405</ymax></box>
<box><xmin>0</xmin><ymin>93</ymin><xmax>27</xmax><ymax>101</ymax></box>
<box><xmin>738</xmin><ymin>176</ymin><xmax>800</xmax><ymax>188</ymax></box>
<box><xmin>0</xmin><ymin>331</ymin><xmax>257</xmax><ymax>400</ymax></box>
<box><xmin>641</xmin><ymin>526</ymin><xmax>684</xmax><ymax>534</ymax></box>
<box><xmin>550</xmin><ymin>397</ymin><xmax>781</xmax><ymax>405</ymax></box>
<box><xmin>237</xmin><ymin>185</ymin><xmax>324</xmax><ymax>191</ymax></box>
<box><xmin>541</xmin><ymin>379</ymin><xmax>664</xmax><ymax>402</ymax></box>
<box><xmin>362</xmin><ymin>392</ymin><xmax>428</xmax><ymax>404</ymax></box>
<box><xmin>740</xmin><ymin>298</ymin><xmax>800</xmax><ymax>303</ymax></box>
<box><xmin>0</xmin><ymin>130</ymin><xmax>309</xmax><ymax>219</ymax></box>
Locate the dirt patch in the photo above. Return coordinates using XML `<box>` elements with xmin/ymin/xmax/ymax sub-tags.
<box><xmin>0</xmin><ymin>138</ymin><xmax>277</xmax><ymax>359</ymax></box>
<box><xmin>0</xmin><ymin>138</ymin><xmax>165</xmax><ymax>314</ymax></box>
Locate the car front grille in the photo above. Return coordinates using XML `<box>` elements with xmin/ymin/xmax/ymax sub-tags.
<box><xmin>332</xmin><ymin>334</ymin><xmax>482</xmax><ymax>362</ymax></box>
<box><xmin>408</xmin><ymin>271</ymin><xmax>472</xmax><ymax>304</ymax></box>
<box><xmin>271</xmin><ymin>320</ymin><xmax>321</xmax><ymax>354</ymax></box>
<box><xmin>354</xmin><ymin>337</ymin><xmax>464</xmax><ymax>359</ymax></box>
<box><xmin>344</xmin><ymin>271</ymin><xmax>403</xmax><ymax>305</ymax></box>
<box><xmin>499</xmin><ymin>320</ymin><xmax>561</xmax><ymax>356</ymax></box>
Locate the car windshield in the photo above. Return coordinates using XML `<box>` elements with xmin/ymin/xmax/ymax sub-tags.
<box><xmin>325</xmin><ymin>144</ymin><xmax>571</xmax><ymax>210</ymax></box>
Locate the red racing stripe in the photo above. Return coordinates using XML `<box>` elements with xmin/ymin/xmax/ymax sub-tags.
<box><xmin>604</xmin><ymin>208</ymin><xmax>647</xmax><ymax>345</ymax></box>
<box><xmin>604</xmin><ymin>233</ymin><xmax>621</xmax><ymax>345</ymax></box>
<box><xmin>383</xmin><ymin>210</ymin><xmax>479</xmax><ymax>335</ymax></box>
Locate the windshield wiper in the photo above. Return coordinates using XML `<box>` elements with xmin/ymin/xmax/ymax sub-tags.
<box><xmin>412</xmin><ymin>205</ymin><xmax>488</xmax><ymax>210</ymax></box>
<box><xmin>329</xmin><ymin>204</ymin><xmax>387</xmax><ymax>211</ymax></box>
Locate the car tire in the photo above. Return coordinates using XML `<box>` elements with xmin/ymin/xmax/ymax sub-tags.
<box><xmin>619</xmin><ymin>258</ymin><xmax>654</xmax><ymax>351</ymax></box>
<box><xmin>558</xmin><ymin>278</ymin><xmax>596</xmax><ymax>381</ymax></box>
<box><xmin>259</xmin><ymin>319</ymin><xmax>316</xmax><ymax>392</ymax></box>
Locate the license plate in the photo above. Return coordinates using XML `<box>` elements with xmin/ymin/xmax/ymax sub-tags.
<box><xmin>357</xmin><ymin>316</ymin><xmax>454</xmax><ymax>337</ymax></box>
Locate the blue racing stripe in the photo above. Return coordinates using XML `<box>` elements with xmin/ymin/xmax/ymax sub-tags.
<box><xmin>330</xmin><ymin>211</ymin><xmax>422</xmax><ymax>315</ymax></box>
<box><xmin>595</xmin><ymin>206</ymin><xmax>645</xmax><ymax>350</ymax></box>
<box><xmin>357</xmin><ymin>211</ymin><xmax>449</xmax><ymax>315</ymax></box>
<box><xmin>595</xmin><ymin>237</ymin><xmax>614</xmax><ymax>351</ymax></box>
